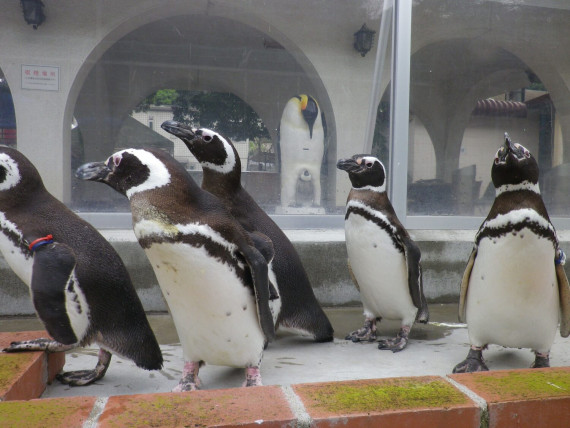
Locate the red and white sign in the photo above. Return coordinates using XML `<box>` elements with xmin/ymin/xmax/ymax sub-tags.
<box><xmin>21</xmin><ymin>65</ymin><xmax>59</xmax><ymax>91</ymax></box>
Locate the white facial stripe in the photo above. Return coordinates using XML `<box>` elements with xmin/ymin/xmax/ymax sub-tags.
<box><xmin>111</xmin><ymin>149</ymin><xmax>171</xmax><ymax>199</ymax></box>
<box><xmin>198</xmin><ymin>128</ymin><xmax>236</xmax><ymax>174</ymax></box>
<box><xmin>0</xmin><ymin>154</ymin><xmax>21</xmax><ymax>191</ymax></box>
<box><xmin>478</xmin><ymin>208</ymin><xmax>555</xmax><ymax>240</ymax></box>
<box><xmin>356</xmin><ymin>156</ymin><xmax>386</xmax><ymax>192</ymax></box>
<box><xmin>346</xmin><ymin>200</ymin><xmax>396</xmax><ymax>233</ymax></box>
<box><xmin>495</xmin><ymin>181</ymin><xmax>540</xmax><ymax>196</ymax></box>
<box><xmin>134</xmin><ymin>220</ymin><xmax>238</xmax><ymax>254</ymax></box>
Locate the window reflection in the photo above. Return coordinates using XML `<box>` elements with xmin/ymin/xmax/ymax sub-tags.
<box><xmin>408</xmin><ymin>1</ymin><xmax>570</xmax><ymax>219</ymax></box>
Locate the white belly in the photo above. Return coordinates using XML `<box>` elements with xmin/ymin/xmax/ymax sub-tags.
<box><xmin>145</xmin><ymin>242</ymin><xmax>266</xmax><ymax>367</ymax></box>
<box><xmin>0</xmin><ymin>231</ymin><xmax>32</xmax><ymax>287</ymax></box>
<box><xmin>345</xmin><ymin>214</ymin><xmax>417</xmax><ymax>324</ymax></box>
<box><xmin>466</xmin><ymin>230</ymin><xmax>559</xmax><ymax>352</ymax></box>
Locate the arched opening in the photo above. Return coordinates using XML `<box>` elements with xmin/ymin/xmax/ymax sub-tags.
<box><xmin>69</xmin><ymin>13</ymin><xmax>335</xmax><ymax>213</ymax></box>
<box><xmin>408</xmin><ymin>38</ymin><xmax>559</xmax><ymax>216</ymax></box>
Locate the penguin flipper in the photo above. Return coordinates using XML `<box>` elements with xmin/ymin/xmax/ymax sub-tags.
<box><xmin>248</xmin><ymin>231</ymin><xmax>279</xmax><ymax>300</ymax></box>
<box><xmin>402</xmin><ymin>236</ymin><xmax>429</xmax><ymax>323</ymax></box>
<box><xmin>237</xmin><ymin>239</ymin><xmax>276</xmax><ymax>342</ymax></box>
<box><xmin>556</xmin><ymin>262</ymin><xmax>570</xmax><ymax>337</ymax></box>
<box><xmin>459</xmin><ymin>248</ymin><xmax>477</xmax><ymax>323</ymax></box>
<box><xmin>31</xmin><ymin>242</ymin><xmax>79</xmax><ymax>345</ymax></box>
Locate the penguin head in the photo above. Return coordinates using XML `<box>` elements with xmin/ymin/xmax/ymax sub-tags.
<box><xmin>0</xmin><ymin>146</ymin><xmax>44</xmax><ymax>202</ymax></box>
<box><xmin>161</xmin><ymin>120</ymin><xmax>238</xmax><ymax>174</ymax></box>
<box><xmin>491</xmin><ymin>133</ymin><xmax>539</xmax><ymax>188</ymax></box>
<box><xmin>76</xmin><ymin>148</ymin><xmax>171</xmax><ymax>199</ymax></box>
<box><xmin>337</xmin><ymin>154</ymin><xmax>386</xmax><ymax>192</ymax></box>
<box><xmin>297</xmin><ymin>94</ymin><xmax>319</xmax><ymax>139</ymax></box>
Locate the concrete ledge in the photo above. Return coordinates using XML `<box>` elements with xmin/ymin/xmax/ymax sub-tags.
<box><xmin>0</xmin><ymin>229</ymin><xmax>479</xmax><ymax>316</ymax></box>
<box><xmin>0</xmin><ymin>331</ymin><xmax>65</xmax><ymax>401</ymax></box>
<box><xmin>1</xmin><ymin>228</ymin><xmax>569</xmax><ymax>315</ymax></box>
<box><xmin>1</xmin><ymin>333</ymin><xmax>570</xmax><ymax>427</ymax></box>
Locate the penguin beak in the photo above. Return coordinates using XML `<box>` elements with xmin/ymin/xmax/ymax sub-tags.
<box><xmin>75</xmin><ymin>162</ymin><xmax>112</xmax><ymax>182</ymax></box>
<box><xmin>161</xmin><ymin>120</ymin><xmax>196</xmax><ymax>141</ymax></box>
<box><xmin>336</xmin><ymin>158</ymin><xmax>361</xmax><ymax>173</ymax></box>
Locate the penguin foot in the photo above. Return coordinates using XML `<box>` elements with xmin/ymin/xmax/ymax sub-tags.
<box><xmin>377</xmin><ymin>326</ymin><xmax>410</xmax><ymax>352</ymax></box>
<box><xmin>57</xmin><ymin>349</ymin><xmax>112</xmax><ymax>386</ymax></box>
<box><xmin>172</xmin><ymin>360</ymin><xmax>202</xmax><ymax>392</ymax></box>
<box><xmin>345</xmin><ymin>317</ymin><xmax>378</xmax><ymax>343</ymax></box>
<box><xmin>3</xmin><ymin>338</ymin><xmax>74</xmax><ymax>353</ymax></box>
<box><xmin>452</xmin><ymin>348</ymin><xmax>489</xmax><ymax>373</ymax></box>
<box><xmin>243</xmin><ymin>366</ymin><xmax>262</xmax><ymax>387</ymax></box>
<box><xmin>531</xmin><ymin>352</ymin><xmax>550</xmax><ymax>368</ymax></box>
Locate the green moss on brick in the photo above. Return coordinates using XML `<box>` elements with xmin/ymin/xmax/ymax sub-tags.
<box><xmin>0</xmin><ymin>353</ymin><xmax>36</xmax><ymax>391</ymax></box>
<box><xmin>305</xmin><ymin>378</ymin><xmax>469</xmax><ymax>414</ymax></box>
<box><xmin>471</xmin><ymin>369</ymin><xmax>570</xmax><ymax>400</ymax></box>
<box><xmin>0</xmin><ymin>398</ymin><xmax>93</xmax><ymax>427</ymax></box>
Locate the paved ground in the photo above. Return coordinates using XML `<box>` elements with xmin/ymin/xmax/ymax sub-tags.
<box><xmin>2</xmin><ymin>304</ymin><xmax>570</xmax><ymax>398</ymax></box>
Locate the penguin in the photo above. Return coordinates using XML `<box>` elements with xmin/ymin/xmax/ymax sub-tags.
<box><xmin>453</xmin><ymin>134</ymin><xmax>570</xmax><ymax>373</ymax></box>
<box><xmin>278</xmin><ymin>94</ymin><xmax>325</xmax><ymax>207</ymax></box>
<box><xmin>76</xmin><ymin>148</ymin><xmax>277</xmax><ymax>391</ymax></box>
<box><xmin>337</xmin><ymin>154</ymin><xmax>429</xmax><ymax>351</ymax></box>
<box><xmin>160</xmin><ymin>120</ymin><xmax>334</xmax><ymax>342</ymax></box>
<box><xmin>0</xmin><ymin>147</ymin><xmax>162</xmax><ymax>386</ymax></box>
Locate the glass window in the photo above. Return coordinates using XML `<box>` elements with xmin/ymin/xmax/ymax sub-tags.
<box><xmin>406</xmin><ymin>1</ymin><xmax>570</xmax><ymax>227</ymax></box>
<box><xmin>0</xmin><ymin>69</ymin><xmax>16</xmax><ymax>148</ymax></box>
<box><xmin>66</xmin><ymin>8</ymin><xmax>394</xmax><ymax>228</ymax></box>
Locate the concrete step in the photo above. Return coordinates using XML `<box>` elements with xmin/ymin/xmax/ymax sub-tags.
<box><xmin>0</xmin><ymin>330</ymin><xmax>569</xmax><ymax>428</ymax></box>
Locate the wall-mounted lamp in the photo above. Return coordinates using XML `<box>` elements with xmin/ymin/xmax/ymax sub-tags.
<box><xmin>21</xmin><ymin>0</ymin><xmax>45</xmax><ymax>30</ymax></box>
<box><xmin>353</xmin><ymin>24</ymin><xmax>376</xmax><ymax>57</ymax></box>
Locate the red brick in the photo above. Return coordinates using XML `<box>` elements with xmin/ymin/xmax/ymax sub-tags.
<box><xmin>450</xmin><ymin>367</ymin><xmax>570</xmax><ymax>428</ymax></box>
<box><xmin>98</xmin><ymin>385</ymin><xmax>295</xmax><ymax>428</ymax></box>
<box><xmin>0</xmin><ymin>396</ymin><xmax>96</xmax><ymax>428</ymax></box>
<box><xmin>293</xmin><ymin>376</ymin><xmax>480</xmax><ymax>428</ymax></box>
<box><xmin>0</xmin><ymin>331</ymin><xmax>65</xmax><ymax>401</ymax></box>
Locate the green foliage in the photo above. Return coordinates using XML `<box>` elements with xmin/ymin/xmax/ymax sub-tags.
<box><xmin>134</xmin><ymin>89</ymin><xmax>178</xmax><ymax>112</ymax></box>
<box><xmin>134</xmin><ymin>89</ymin><xmax>270</xmax><ymax>141</ymax></box>
<box><xmin>173</xmin><ymin>91</ymin><xmax>270</xmax><ymax>141</ymax></box>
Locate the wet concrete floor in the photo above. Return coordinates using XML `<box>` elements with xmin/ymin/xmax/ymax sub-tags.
<box><xmin>2</xmin><ymin>304</ymin><xmax>570</xmax><ymax>397</ymax></box>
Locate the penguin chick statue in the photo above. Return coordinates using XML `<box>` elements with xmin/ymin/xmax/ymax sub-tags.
<box><xmin>0</xmin><ymin>147</ymin><xmax>162</xmax><ymax>386</ymax></box>
<box><xmin>279</xmin><ymin>94</ymin><xmax>325</xmax><ymax>207</ymax></box>
<box><xmin>161</xmin><ymin>121</ymin><xmax>334</xmax><ymax>342</ymax></box>
<box><xmin>337</xmin><ymin>154</ymin><xmax>429</xmax><ymax>351</ymax></box>
<box><xmin>453</xmin><ymin>134</ymin><xmax>570</xmax><ymax>373</ymax></box>
<box><xmin>77</xmin><ymin>148</ymin><xmax>276</xmax><ymax>391</ymax></box>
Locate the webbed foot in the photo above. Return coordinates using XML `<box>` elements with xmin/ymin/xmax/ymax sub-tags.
<box><xmin>345</xmin><ymin>317</ymin><xmax>378</xmax><ymax>343</ymax></box>
<box><xmin>243</xmin><ymin>366</ymin><xmax>262</xmax><ymax>387</ymax></box>
<box><xmin>452</xmin><ymin>348</ymin><xmax>489</xmax><ymax>373</ymax></box>
<box><xmin>3</xmin><ymin>338</ymin><xmax>74</xmax><ymax>353</ymax></box>
<box><xmin>377</xmin><ymin>326</ymin><xmax>410</xmax><ymax>352</ymax></box>
<box><xmin>57</xmin><ymin>349</ymin><xmax>112</xmax><ymax>386</ymax></box>
<box><xmin>172</xmin><ymin>360</ymin><xmax>202</xmax><ymax>392</ymax></box>
<box><xmin>531</xmin><ymin>352</ymin><xmax>550</xmax><ymax>368</ymax></box>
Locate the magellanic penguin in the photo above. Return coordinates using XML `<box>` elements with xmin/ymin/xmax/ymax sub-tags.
<box><xmin>278</xmin><ymin>94</ymin><xmax>325</xmax><ymax>207</ymax></box>
<box><xmin>76</xmin><ymin>148</ymin><xmax>277</xmax><ymax>391</ymax></box>
<box><xmin>337</xmin><ymin>154</ymin><xmax>429</xmax><ymax>351</ymax></box>
<box><xmin>0</xmin><ymin>147</ymin><xmax>162</xmax><ymax>386</ymax></box>
<box><xmin>453</xmin><ymin>134</ymin><xmax>570</xmax><ymax>373</ymax></box>
<box><xmin>161</xmin><ymin>120</ymin><xmax>334</xmax><ymax>342</ymax></box>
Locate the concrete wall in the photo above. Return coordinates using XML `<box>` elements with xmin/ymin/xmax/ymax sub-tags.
<box><xmin>0</xmin><ymin>229</ymin><xmax>480</xmax><ymax>317</ymax></box>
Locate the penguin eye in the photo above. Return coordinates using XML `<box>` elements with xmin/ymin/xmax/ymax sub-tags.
<box><xmin>524</xmin><ymin>149</ymin><xmax>531</xmax><ymax>158</ymax></box>
<box><xmin>203</xmin><ymin>135</ymin><xmax>212</xmax><ymax>142</ymax></box>
<box><xmin>365</xmin><ymin>162</ymin><xmax>373</xmax><ymax>168</ymax></box>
